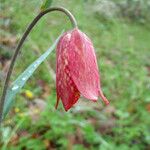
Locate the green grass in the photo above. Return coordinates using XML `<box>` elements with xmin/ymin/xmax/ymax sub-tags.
<box><xmin>0</xmin><ymin>0</ymin><xmax>150</xmax><ymax>150</ymax></box>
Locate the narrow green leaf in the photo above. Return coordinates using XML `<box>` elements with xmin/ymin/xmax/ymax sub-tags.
<box><xmin>3</xmin><ymin>34</ymin><xmax>61</xmax><ymax>118</ymax></box>
<box><xmin>41</xmin><ymin>0</ymin><xmax>53</xmax><ymax>11</ymax></box>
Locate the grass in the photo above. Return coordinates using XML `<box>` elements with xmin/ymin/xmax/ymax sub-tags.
<box><xmin>0</xmin><ymin>0</ymin><xmax>150</xmax><ymax>149</ymax></box>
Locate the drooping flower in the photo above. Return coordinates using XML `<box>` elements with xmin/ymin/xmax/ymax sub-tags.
<box><xmin>56</xmin><ymin>28</ymin><xmax>109</xmax><ymax>111</ymax></box>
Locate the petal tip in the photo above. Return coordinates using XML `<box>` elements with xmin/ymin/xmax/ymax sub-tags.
<box><xmin>99</xmin><ymin>90</ymin><xmax>110</xmax><ymax>105</ymax></box>
<box><xmin>105</xmin><ymin>100</ymin><xmax>110</xmax><ymax>105</ymax></box>
<box><xmin>55</xmin><ymin>96</ymin><xmax>60</xmax><ymax>109</ymax></box>
<box><xmin>102</xmin><ymin>97</ymin><xmax>110</xmax><ymax>105</ymax></box>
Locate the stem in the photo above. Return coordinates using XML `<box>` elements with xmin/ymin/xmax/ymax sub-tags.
<box><xmin>0</xmin><ymin>7</ymin><xmax>77</xmax><ymax>125</ymax></box>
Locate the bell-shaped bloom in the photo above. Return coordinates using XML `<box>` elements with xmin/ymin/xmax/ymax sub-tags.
<box><xmin>56</xmin><ymin>28</ymin><xmax>109</xmax><ymax>111</ymax></box>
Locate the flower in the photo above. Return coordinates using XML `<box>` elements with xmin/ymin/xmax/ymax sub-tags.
<box><xmin>24</xmin><ymin>90</ymin><xmax>34</xmax><ymax>100</ymax></box>
<box><xmin>14</xmin><ymin>107</ymin><xmax>20</xmax><ymax>113</ymax></box>
<box><xmin>56</xmin><ymin>28</ymin><xmax>109</xmax><ymax>111</ymax></box>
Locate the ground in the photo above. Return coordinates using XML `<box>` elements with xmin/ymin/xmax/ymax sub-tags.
<box><xmin>0</xmin><ymin>0</ymin><xmax>150</xmax><ymax>150</ymax></box>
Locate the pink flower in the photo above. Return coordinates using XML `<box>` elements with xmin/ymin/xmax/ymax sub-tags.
<box><xmin>56</xmin><ymin>28</ymin><xmax>109</xmax><ymax>111</ymax></box>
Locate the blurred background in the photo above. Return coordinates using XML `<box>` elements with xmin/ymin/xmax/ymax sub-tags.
<box><xmin>0</xmin><ymin>0</ymin><xmax>150</xmax><ymax>149</ymax></box>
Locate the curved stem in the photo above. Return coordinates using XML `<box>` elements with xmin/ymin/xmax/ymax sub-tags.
<box><xmin>0</xmin><ymin>7</ymin><xmax>77</xmax><ymax>125</ymax></box>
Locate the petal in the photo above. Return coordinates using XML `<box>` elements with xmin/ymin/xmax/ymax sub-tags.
<box><xmin>56</xmin><ymin>32</ymin><xmax>80</xmax><ymax>111</ymax></box>
<box><xmin>68</xmin><ymin>29</ymin><xmax>109</xmax><ymax>104</ymax></box>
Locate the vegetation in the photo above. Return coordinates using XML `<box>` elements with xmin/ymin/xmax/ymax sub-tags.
<box><xmin>0</xmin><ymin>0</ymin><xmax>150</xmax><ymax>149</ymax></box>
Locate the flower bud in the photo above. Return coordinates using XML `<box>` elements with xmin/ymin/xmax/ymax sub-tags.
<box><xmin>56</xmin><ymin>28</ymin><xmax>109</xmax><ymax>111</ymax></box>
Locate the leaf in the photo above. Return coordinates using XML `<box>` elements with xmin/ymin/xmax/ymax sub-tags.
<box><xmin>2</xmin><ymin>33</ymin><xmax>62</xmax><ymax>118</ymax></box>
<box><xmin>40</xmin><ymin>0</ymin><xmax>53</xmax><ymax>11</ymax></box>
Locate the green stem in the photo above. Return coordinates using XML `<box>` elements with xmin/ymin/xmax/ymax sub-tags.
<box><xmin>0</xmin><ymin>7</ymin><xmax>77</xmax><ymax>125</ymax></box>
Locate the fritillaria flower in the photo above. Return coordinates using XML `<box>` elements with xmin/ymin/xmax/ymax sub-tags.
<box><xmin>56</xmin><ymin>28</ymin><xmax>109</xmax><ymax>111</ymax></box>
